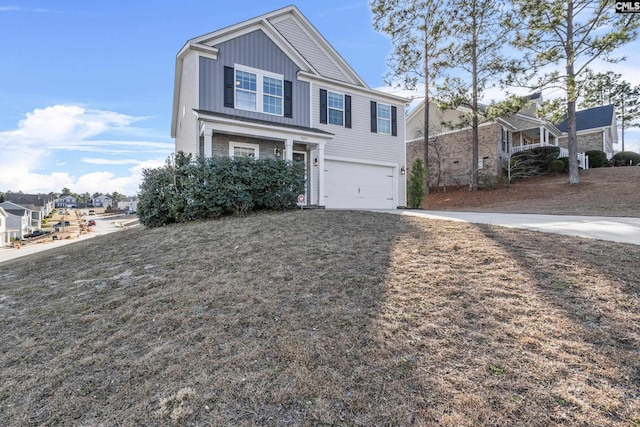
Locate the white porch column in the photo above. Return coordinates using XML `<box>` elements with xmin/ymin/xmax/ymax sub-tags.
<box><xmin>539</xmin><ymin>126</ymin><xmax>545</xmax><ymax>145</ymax></box>
<box><xmin>318</xmin><ymin>145</ymin><xmax>325</xmax><ymax>206</ymax></box>
<box><xmin>204</xmin><ymin>128</ymin><xmax>213</xmax><ymax>158</ymax></box>
<box><xmin>285</xmin><ymin>139</ymin><xmax>293</xmax><ymax>161</ymax></box>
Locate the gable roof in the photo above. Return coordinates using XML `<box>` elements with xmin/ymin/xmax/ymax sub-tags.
<box><xmin>172</xmin><ymin>5</ymin><xmax>370</xmax><ymax>137</ymax></box>
<box><xmin>556</xmin><ymin>104</ymin><xmax>615</xmax><ymax>133</ymax></box>
<box><xmin>5</xmin><ymin>193</ymin><xmax>53</xmax><ymax>206</ymax></box>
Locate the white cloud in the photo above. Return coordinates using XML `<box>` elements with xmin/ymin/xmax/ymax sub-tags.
<box><xmin>82</xmin><ymin>158</ymin><xmax>148</xmax><ymax>165</ymax></box>
<box><xmin>0</xmin><ymin>105</ymin><xmax>173</xmax><ymax>196</ymax></box>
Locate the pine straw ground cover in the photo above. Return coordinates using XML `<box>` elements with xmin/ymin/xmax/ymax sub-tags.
<box><xmin>0</xmin><ymin>210</ymin><xmax>638</xmax><ymax>426</ymax></box>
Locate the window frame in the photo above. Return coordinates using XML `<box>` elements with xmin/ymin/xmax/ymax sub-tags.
<box><xmin>377</xmin><ymin>103</ymin><xmax>392</xmax><ymax>135</ymax></box>
<box><xmin>234</xmin><ymin>64</ymin><xmax>284</xmax><ymax>117</ymax></box>
<box><xmin>327</xmin><ymin>91</ymin><xmax>344</xmax><ymax>126</ymax></box>
<box><xmin>229</xmin><ymin>141</ymin><xmax>260</xmax><ymax>159</ymax></box>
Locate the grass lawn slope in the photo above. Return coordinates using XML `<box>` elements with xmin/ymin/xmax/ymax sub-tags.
<box><xmin>1</xmin><ymin>210</ymin><xmax>639</xmax><ymax>426</ymax></box>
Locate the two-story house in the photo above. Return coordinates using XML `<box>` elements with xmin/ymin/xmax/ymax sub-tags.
<box><xmin>0</xmin><ymin>207</ymin><xmax>7</xmax><ymax>247</ymax></box>
<box><xmin>171</xmin><ymin>5</ymin><xmax>408</xmax><ymax>209</ymax></box>
<box><xmin>93</xmin><ymin>195</ymin><xmax>112</xmax><ymax>208</ymax></box>
<box><xmin>0</xmin><ymin>201</ymin><xmax>32</xmax><ymax>240</ymax></box>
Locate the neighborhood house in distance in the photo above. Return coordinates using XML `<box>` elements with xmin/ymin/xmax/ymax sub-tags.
<box><xmin>406</xmin><ymin>93</ymin><xmax>618</xmax><ymax>188</ymax></box>
<box><xmin>171</xmin><ymin>5</ymin><xmax>408</xmax><ymax>209</ymax></box>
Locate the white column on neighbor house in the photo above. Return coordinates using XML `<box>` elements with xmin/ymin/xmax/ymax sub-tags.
<box><xmin>539</xmin><ymin>126</ymin><xmax>545</xmax><ymax>145</ymax></box>
<box><xmin>285</xmin><ymin>139</ymin><xmax>293</xmax><ymax>161</ymax></box>
<box><xmin>318</xmin><ymin>144</ymin><xmax>325</xmax><ymax>206</ymax></box>
<box><xmin>204</xmin><ymin>128</ymin><xmax>213</xmax><ymax>158</ymax></box>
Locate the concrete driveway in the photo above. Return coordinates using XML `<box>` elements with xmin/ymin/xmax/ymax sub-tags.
<box><xmin>372</xmin><ymin>210</ymin><xmax>640</xmax><ymax>246</ymax></box>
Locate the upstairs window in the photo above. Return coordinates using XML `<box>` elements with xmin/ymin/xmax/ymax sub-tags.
<box><xmin>370</xmin><ymin>101</ymin><xmax>397</xmax><ymax>136</ymax></box>
<box><xmin>319</xmin><ymin>89</ymin><xmax>351</xmax><ymax>128</ymax></box>
<box><xmin>328</xmin><ymin>92</ymin><xmax>344</xmax><ymax>126</ymax></box>
<box><xmin>377</xmin><ymin>103</ymin><xmax>391</xmax><ymax>135</ymax></box>
<box><xmin>262</xmin><ymin>76</ymin><xmax>283</xmax><ymax>115</ymax></box>
<box><xmin>224</xmin><ymin>65</ymin><xmax>288</xmax><ymax>117</ymax></box>
<box><xmin>235</xmin><ymin>70</ymin><xmax>257</xmax><ymax>111</ymax></box>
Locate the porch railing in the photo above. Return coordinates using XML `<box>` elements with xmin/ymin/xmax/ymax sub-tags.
<box><xmin>505</xmin><ymin>143</ymin><xmax>589</xmax><ymax>169</ymax></box>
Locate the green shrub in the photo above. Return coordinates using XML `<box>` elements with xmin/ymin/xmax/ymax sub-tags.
<box><xmin>585</xmin><ymin>150</ymin><xmax>607</xmax><ymax>168</ymax></box>
<box><xmin>479</xmin><ymin>174</ymin><xmax>497</xmax><ymax>190</ymax></box>
<box><xmin>549</xmin><ymin>159</ymin><xmax>565</xmax><ymax>174</ymax></box>
<box><xmin>407</xmin><ymin>158</ymin><xmax>426</xmax><ymax>208</ymax></box>
<box><xmin>138</xmin><ymin>152</ymin><xmax>305</xmax><ymax>228</ymax></box>
<box><xmin>611</xmin><ymin>151</ymin><xmax>640</xmax><ymax>166</ymax></box>
<box><xmin>558</xmin><ymin>157</ymin><xmax>569</xmax><ymax>172</ymax></box>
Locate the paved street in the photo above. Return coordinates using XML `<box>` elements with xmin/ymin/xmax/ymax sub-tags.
<box><xmin>0</xmin><ymin>215</ymin><xmax>138</xmax><ymax>265</ymax></box>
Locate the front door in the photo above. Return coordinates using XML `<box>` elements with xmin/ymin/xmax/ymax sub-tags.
<box><xmin>292</xmin><ymin>151</ymin><xmax>308</xmax><ymax>203</ymax></box>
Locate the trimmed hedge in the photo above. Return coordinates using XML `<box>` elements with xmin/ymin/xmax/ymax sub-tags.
<box><xmin>585</xmin><ymin>150</ymin><xmax>607</xmax><ymax>168</ymax></box>
<box><xmin>138</xmin><ymin>152</ymin><xmax>305</xmax><ymax>228</ymax></box>
<box><xmin>611</xmin><ymin>151</ymin><xmax>640</xmax><ymax>166</ymax></box>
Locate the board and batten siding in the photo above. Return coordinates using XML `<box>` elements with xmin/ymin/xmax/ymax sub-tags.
<box><xmin>311</xmin><ymin>83</ymin><xmax>407</xmax><ymax>206</ymax></box>
<box><xmin>198</xmin><ymin>29</ymin><xmax>310</xmax><ymax>128</ymax></box>
<box><xmin>175</xmin><ymin>52</ymin><xmax>199</xmax><ymax>155</ymax></box>
<box><xmin>271</xmin><ymin>17</ymin><xmax>354</xmax><ymax>85</ymax></box>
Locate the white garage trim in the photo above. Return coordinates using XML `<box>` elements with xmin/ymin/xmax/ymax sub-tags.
<box><xmin>324</xmin><ymin>157</ymin><xmax>399</xmax><ymax>209</ymax></box>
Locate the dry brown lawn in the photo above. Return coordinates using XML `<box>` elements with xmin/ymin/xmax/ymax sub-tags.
<box><xmin>423</xmin><ymin>166</ymin><xmax>640</xmax><ymax>217</ymax></box>
<box><xmin>0</xmin><ymin>210</ymin><xmax>638</xmax><ymax>426</ymax></box>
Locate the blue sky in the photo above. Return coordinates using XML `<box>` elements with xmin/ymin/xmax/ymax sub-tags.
<box><xmin>1</xmin><ymin>1</ymin><xmax>638</xmax><ymax>196</ymax></box>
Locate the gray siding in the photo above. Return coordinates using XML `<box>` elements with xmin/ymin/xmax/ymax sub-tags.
<box><xmin>199</xmin><ymin>30</ymin><xmax>310</xmax><ymax>127</ymax></box>
<box><xmin>312</xmin><ymin>83</ymin><xmax>407</xmax><ymax>206</ymax></box>
<box><xmin>271</xmin><ymin>17</ymin><xmax>354</xmax><ymax>84</ymax></box>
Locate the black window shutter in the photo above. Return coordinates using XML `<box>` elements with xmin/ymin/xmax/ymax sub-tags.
<box><xmin>370</xmin><ymin>101</ymin><xmax>377</xmax><ymax>133</ymax></box>
<box><xmin>223</xmin><ymin>66</ymin><xmax>234</xmax><ymax>108</ymax></box>
<box><xmin>320</xmin><ymin>89</ymin><xmax>327</xmax><ymax>124</ymax></box>
<box><xmin>284</xmin><ymin>80</ymin><xmax>293</xmax><ymax>118</ymax></box>
<box><xmin>345</xmin><ymin>95</ymin><xmax>352</xmax><ymax>128</ymax></box>
<box><xmin>391</xmin><ymin>106</ymin><xmax>398</xmax><ymax>136</ymax></box>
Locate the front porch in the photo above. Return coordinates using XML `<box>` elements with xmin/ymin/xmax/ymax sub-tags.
<box><xmin>196</xmin><ymin>111</ymin><xmax>334</xmax><ymax>206</ymax></box>
<box><xmin>501</xmin><ymin>126</ymin><xmax>589</xmax><ymax>170</ymax></box>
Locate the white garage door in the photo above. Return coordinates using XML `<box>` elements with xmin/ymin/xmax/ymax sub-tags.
<box><xmin>325</xmin><ymin>160</ymin><xmax>395</xmax><ymax>209</ymax></box>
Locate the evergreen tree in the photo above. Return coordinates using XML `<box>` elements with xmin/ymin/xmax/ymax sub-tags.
<box><xmin>506</xmin><ymin>0</ymin><xmax>640</xmax><ymax>184</ymax></box>
<box><xmin>371</xmin><ymin>0</ymin><xmax>449</xmax><ymax>195</ymax></box>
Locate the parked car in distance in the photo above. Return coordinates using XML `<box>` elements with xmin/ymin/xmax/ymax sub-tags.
<box><xmin>88</xmin><ymin>210</ymin><xmax>95</xmax><ymax>215</ymax></box>
<box><xmin>54</xmin><ymin>221</ymin><xmax>71</xmax><ymax>227</ymax></box>
<box><xmin>88</xmin><ymin>220</ymin><xmax>96</xmax><ymax>226</ymax></box>
<box><xmin>24</xmin><ymin>230</ymin><xmax>50</xmax><ymax>238</ymax></box>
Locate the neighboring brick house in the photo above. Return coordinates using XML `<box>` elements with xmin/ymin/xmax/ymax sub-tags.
<box><xmin>172</xmin><ymin>5</ymin><xmax>408</xmax><ymax>208</ymax></box>
<box><xmin>556</xmin><ymin>104</ymin><xmax>617</xmax><ymax>159</ymax></box>
<box><xmin>406</xmin><ymin>95</ymin><xmax>592</xmax><ymax>189</ymax></box>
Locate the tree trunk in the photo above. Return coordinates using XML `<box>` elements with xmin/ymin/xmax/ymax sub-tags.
<box><xmin>566</xmin><ymin>0</ymin><xmax>580</xmax><ymax>184</ymax></box>
<box><xmin>471</xmin><ymin>0</ymin><xmax>479</xmax><ymax>191</ymax></box>
<box><xmin>423</xmin><ymin>19</ymin><xmax>430</xmax><ymax>196</ymax></box>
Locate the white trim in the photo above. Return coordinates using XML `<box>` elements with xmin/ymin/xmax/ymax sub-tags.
<box><xmin>190</xmin><ymin>43</ymin><xmax>218</xmax><ymax>59</ymax></box>
<box><xmin>325</xmin><ymin>155</ymin><xmax>398</xmax><ymax>168</ymax></box>
<box><xmin>196</xmin><ymin>111</ymin><xmax>333</xmax><ymax>145</ymax></box>
<box><xmin>298</xmin><ymin>71</ymin><xmax>410</xmax><ymax>104</ymax></box>
<box><xmin>229</xmin><ymin>141</ymin><xmax>260</xmax><ymax>159</ymax></box>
